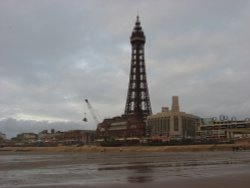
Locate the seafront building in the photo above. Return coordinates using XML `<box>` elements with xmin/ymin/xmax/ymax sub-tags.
<box><xmin>0</xmin><ymin>132</ymin><xmax>7</xmax><ymax>145</ymax></box>
<box><xmin>12</xmin><ymin>132</ymin><xmax>38</xmax><ymax>145</ymax></box>
<box><xmin>146</xmin><ymin>96</ymin><xmax>200</xmax><ymax>142</ymax></box>
<box><xmin>9</xmin><ymin>129</ymin><xmax>95</xmax><ymax>146</ymax></box>
<box><xmin>38</xmin><ymin>129</ymin><xmax>95</xmax><ymax>145</ymax></box>
<box><xmin>198</xmin><ymin>117</ymin><xmax>250</xmax><ymax>141</ymax></box>
<box><xmin>0</xmin><ymin>131</ymin><xmax>6</xmax><ymax>140</ymax></box>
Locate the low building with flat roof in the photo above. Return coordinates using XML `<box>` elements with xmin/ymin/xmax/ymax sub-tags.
<box><xmin>198</xmin><ymin>117</ymin><xmax>250</xmax><ymax>141</ymax></box>
<box><xmin>0</xmin><ymin>132</ymin><xmax>6</xmax><ymax>140</ymax></box>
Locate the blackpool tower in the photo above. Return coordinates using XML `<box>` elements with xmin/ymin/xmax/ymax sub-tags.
<box><xmin>95</xmin><ymin>16</ymin><xmax>152</xmax><ymax>143</ymax></box>
<box><xmin>124</xmin><ymin>16</ymin><xmax>152</xmax><ymax>118</ymax></box>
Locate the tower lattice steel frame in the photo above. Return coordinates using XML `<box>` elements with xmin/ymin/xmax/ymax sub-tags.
<box><xmin>124</xmin><ymin>16</ymin><xmax>152</xmax><ymax>117</ymax></box>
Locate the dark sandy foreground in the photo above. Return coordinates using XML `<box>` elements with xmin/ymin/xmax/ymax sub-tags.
<box><xmin>2</xmin><ymin>174</ymin><xmax>250</xmax><ymax>188</ymax></box>
<box><xmin>1</xmin><ymin>148</ymin><xmax>250</xmax><ymax>188</ymax></box>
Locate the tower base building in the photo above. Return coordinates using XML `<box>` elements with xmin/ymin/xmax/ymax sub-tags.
<box><xmin>96</xmin><ymin>114</ymin><xmax>146</xmax><ymax>145</ymax></box>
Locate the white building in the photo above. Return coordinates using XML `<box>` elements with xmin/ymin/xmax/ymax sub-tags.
<box><xmin>198</xmin><ymin>117</ymin><xmax>250</xmax><ymax>141</ymax></box>
<box><xmin>147</xmin><ymin>96</ymin><xmax>200</xmax><ymax>141</ymax></box>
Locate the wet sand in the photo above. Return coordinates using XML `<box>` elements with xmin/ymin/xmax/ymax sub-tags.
<box><xmin>14</xmin><ymin>177</ymin><xmax>250</xmax><ymax>188</ymax></box>
<box><xmin>2</xmin><ymin>174</ymin><xmax>250</xmax><ymax>188</ymax></box>
<box><xmin>1</xmin><ymin>151</ymin><xmax>250</xmax><ymax>188</ymax></box>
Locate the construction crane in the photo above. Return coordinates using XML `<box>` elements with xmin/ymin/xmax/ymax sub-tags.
<box><xmin>83</xmin><ymin>99</ymin><xmax>100</xmax><ymax>125</ymax></box>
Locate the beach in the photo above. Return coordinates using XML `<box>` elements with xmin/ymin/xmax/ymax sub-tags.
<box><xmin>1</xmin><ymin>142</ymin><xmax>250</xmax><ymax>153</ymax></box>
<box><xmin>2</xmin><ymin>175</ymin><xmax>250</xmax><ymax>188</ymax></box>
<box><xmin>1</xmin><ymin>149</ymin><xmax>250</xmax><ymax>188</ymax></box>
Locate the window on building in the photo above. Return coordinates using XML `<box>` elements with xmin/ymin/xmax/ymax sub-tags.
<box><xmin>162</xmin><ymin>118</ymin><xmax>166</xmax><ymax>133</ymax></box>
<box><xmin>174</xmin><ymin>116</ymin><xmax>179</xmax><ymax>131</ymax></box>
<box><xmin>167</xmin><ymin>118</ymin><xmax>170</xmax><ymax>131</ymax></box>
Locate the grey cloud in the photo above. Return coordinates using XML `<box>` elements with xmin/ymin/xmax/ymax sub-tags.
<box><xmin>0</xmin><ymin>0</ymin><xmax>250</xmax><ymax>138</ymax></box>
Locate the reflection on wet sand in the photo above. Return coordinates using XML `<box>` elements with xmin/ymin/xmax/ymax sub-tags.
<box><xmin>98</xmin><ymin>162</ymin><xmax>154</xmax><ymax>183</ymax></box>
<box><xmin>1</xmin><ymin>151</ymin><xmax>250</xmax><ymax>188</ymax></box>
<box><xmin>127</xmin><ymin>175</ymin><xmax>153</xmax><ymax>183</ymax></box>
<box><xmin>127</xmin><ymin>164</ymin><xmax>154</xmax><ymax>183</ymax></box>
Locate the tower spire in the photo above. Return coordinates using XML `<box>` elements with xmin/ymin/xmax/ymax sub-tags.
<box><xmin>124</xmin><ymin>16</ymin><xmax>152</xmax><ymax>117</ymax></box>
<box><xmin>137</xmin><ymin>9</ymin><xmax>139</xmax><ymax>21</ymax></box>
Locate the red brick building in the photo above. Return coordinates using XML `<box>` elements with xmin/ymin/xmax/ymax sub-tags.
<box><xmin>96</xmin><ymin>115</ymin><xmax>145</xmax><ymax>144</ymax></box>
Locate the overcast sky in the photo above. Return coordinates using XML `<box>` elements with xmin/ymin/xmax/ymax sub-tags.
<box><xmin>0</xmin><ymin>0</ymin><xmax>250</xmax><ymax>138</ymax></box>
